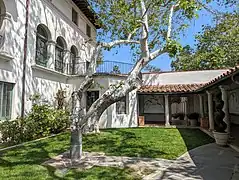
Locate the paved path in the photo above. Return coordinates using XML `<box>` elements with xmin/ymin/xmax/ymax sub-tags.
<box><xmin>44</xmin><ymin>143</ymin><xmax>239</xmax><ymax>179</ymax></box>
<box><xmin>145</xmin><ymin>143</ymin><xmax>239</xmax><ymax>180</ymax></box>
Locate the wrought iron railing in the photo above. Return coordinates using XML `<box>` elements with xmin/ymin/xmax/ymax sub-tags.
<box><xmin>96</xmin><ymin>61</ymin><xmax>134</xmax><ymax>74</ymax></box>
<box><xmin>66</xmin><ymin>61</ymin><xmax>134</xmax><ymax>75</ymax></box>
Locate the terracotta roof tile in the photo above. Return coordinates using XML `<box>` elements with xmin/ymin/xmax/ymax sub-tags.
<box><xmin>203</xmin><ymin>65</ymin><xmax>239</xmax><ymax>87</ymax></box>
<box><xmin>138</xmin><ymin>83</ymin><xmax>205</xmax><ymax>93</ymax></box>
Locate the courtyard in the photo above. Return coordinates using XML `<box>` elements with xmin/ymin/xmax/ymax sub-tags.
<box><xmin>1</xmin><ymin>127</ymin><xmax>239</xmax><ymax>179</ymax></box>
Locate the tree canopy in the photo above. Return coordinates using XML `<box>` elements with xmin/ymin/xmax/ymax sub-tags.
<box><xmin>171</xmin><ymin>13</ymin><xmax>239</xmax><ymax>71</ymax></box>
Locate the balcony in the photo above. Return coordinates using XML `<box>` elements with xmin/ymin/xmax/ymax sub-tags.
<box><xmin>67</xmin><ymin>61</ymin><xmax>134</xmax><ymax>76</ymax></box>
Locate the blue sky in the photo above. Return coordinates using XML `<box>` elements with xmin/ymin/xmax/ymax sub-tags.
<box><xmin>101</xmin><ymin>3</ymin><xmax>226</xmax><ymax>71</ymax></box>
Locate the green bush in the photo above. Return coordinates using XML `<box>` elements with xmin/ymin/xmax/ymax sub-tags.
<box><xmin>0</xmin><ymin>104</ymin><xmax>70</xmax><ymax>144</ymax></box>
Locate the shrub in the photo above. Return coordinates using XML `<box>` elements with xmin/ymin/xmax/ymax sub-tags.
<box><xmin>0</xmin><ymin>104</ymin><xmax>70</xmax><ymax>144</ymax></box>
<box><xmin>172</xmin><ymin>112</ymin><xmax>185</xmax><ymax>120</ymax></box>
<box><xmin>187</xmin><ymin>112</ymin><xmax>200</xmax><ymax>120</ymax></box>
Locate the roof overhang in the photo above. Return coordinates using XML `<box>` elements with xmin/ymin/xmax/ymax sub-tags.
<box><xmin>72</xmin><ymin>0</ymin><xmax>101</xmax><ymax>29</ymax></box>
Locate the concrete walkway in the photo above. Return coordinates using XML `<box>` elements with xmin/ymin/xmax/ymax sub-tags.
<box><xmin>145</xmin><ymin>143</ymin><xmax>239</xmax><ymax>180</ymax></box>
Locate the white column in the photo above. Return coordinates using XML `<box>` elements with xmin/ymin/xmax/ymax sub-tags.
<box><xmin>164</xmin><ymin>95</ymin><xmax>170</xmax><ymax>126</ymax></box>
<box><xmin>46</xmin><ymin>40</ymin><xmax>56</xmax><ymax>70</ymax></box>
<box><xmin>183</xmin><ymin>97</ymin><xmax>188</xmax><ymax>123</ymax></box>
<box><xmin>207</xmin><ymin>91</ymin><xmax>214</xmax><ymax>131</ymax></box>
<box><xmin>219</xmin><ymin>85</ymin><xmax>230</xmax><ymax>133</ymax></box>
<box><xmin>199</xmin><ymin>94</ymin><xmax>204</xmax><ymax>118</ymax></box>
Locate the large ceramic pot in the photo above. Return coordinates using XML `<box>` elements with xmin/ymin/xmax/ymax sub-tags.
<box><xmin>189</xmin><ymin>119</ymin><xmax>198</xmax><ymax>126</ymax></box>
<box><xmin>213</xmin><ymin>131</ymin><xmax>229</xmax><ymax>146</ymax></box>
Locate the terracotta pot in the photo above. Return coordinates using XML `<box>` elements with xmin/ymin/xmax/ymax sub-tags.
<box><xmin>200</xmin><ymin>117</ymin><xmax>209</xmax><ymax>129</ymax></box>
<box><xmin>189</xmin><ymin>119</ymin><xmax>198</xmax><ymax>126</ymax></box>
<box><xmin>213</xmin><ymin>131</ymin><xmax>229</xmax><ymax>146</ymax></box>
<box><xmin>138</xmin><ymin>116</ymin><xmax>145</xmax><ymax>126</ymax></box>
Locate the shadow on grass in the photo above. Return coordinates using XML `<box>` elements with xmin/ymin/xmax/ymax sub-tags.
<box><xmin>0</xmin><ymin>132</ymin><xmax>70</xmax><ymax>179</ymax></box>
<box><xmin>65</xmin><ymin>166</ymin><xmax>141</xmax><ymax>180</ymax></box>
<box><xmin>177</xmin><ymin>128</ymin><xmax>214</xmax><ymax>151</ymax></box>
<box><xmin>83</xmin><ymin>128</ymin><xmax>168</xmax><ymax>158</ymax></box>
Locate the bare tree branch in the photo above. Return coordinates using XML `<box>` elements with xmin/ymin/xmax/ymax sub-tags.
<box><xmin>127</xmin><ymin>27</ymin><xmax>139</xmax><ymax>40</ymax></box>
<box><xmin>167</xmin><ymin>2</ymin><xmax>179</xmax><ymax>40</ymax></box>
<box><xmin>140</xmin><ymin>0</ymin><xmax>150</xmax><ymax>59</ymax></box>
<box><xmin>100</xmin><ymin>39</ymin><xmax>140</xmax><ymax>49</ymax></box>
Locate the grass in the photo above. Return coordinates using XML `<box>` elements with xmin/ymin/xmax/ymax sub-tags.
<box><xmin>0</xmin><ymin>128</ymin><xmax>214</xmax><ymax>179</ymax></box>
<box><xmin>65</xmin><ymin>166</ymin><xmax>141</xmax><ymax>180</ymax></box>
<box><xmin>83</xmin><ymin>128</ymin><xmax>214</xmax><ymax>159</ymax></box>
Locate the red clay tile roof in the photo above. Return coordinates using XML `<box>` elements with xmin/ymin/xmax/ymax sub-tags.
<box><xmin>138</xmin><ymin>84</ymin><xmax>205</xmax><ymax>93</ymax></box>
<box><xmin>202</xmin><ymin>65</ymin><xmax>239</xmax><ymax>87</ymax></box>
<box><xmin>139</xmin><ymin>65</ymin><xmax>239</xmax><ymax>93</ymax></box>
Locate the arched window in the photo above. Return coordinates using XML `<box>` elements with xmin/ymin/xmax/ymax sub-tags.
<box><xmin>70</xmin><ymin>46</ymin><xmax>77</xmax><ymax>75</ymax></box>
<box><xmin>0</xmin><ymin>0</ymin><xmax>5</xmax><ymax>27</ymax></box>
<box><xmin>55</xmin><ymin>37</ymin><xmax>66</xmax><ymax>73</ymax></box>
<box><xmin>35</xmin><ymin>25</ymin><xmax>48</xmax><ymax>67</ymax></box>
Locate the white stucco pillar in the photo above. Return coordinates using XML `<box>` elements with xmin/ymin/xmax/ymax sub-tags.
<box><xmin>199</xmin><ymin>94</ymin><xmax>204</xmax><ymax>118</ymax></box>
<box><xmin>207</xmin><ymin>91</ymin><xmax>214</xmax><ymax>131</ymax></box>
<box><xmin>219</xmin><ymin>85</ymin><xmax>230</xmax><ymax>133</ymax></box>
<box><xmin>63</xmin><ymin>50</ymin><xmax>71</xmax><ymax>74</ymax></box>
<box><xmin>183</xmin><ymin>97</ymin><xmax>188</xmax><ymax>122</ymax></box>
<box><xmin>47</xmin><ymin>40</ymin><xmax>56</xmax><ymax>70</ymax></box>
<box><xmin>164</xmin><ymin>95</ymin><xmax>170</xmax><ymax>126</ymax></box>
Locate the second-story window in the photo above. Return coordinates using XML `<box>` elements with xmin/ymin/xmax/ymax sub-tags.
<box><xmin>72</xmin><ymin>8</ymin><xmax>78</xmax><ymax>25</ymax></box>
<box><xmin>55</xmin><ymin>37</ymin><xmax>66</xmax><ymax>73</ymax></box>
<box><xmin>35</xmin><ymin>25</ymin><xmax>49</xmax><ymax>67</ymax></box>
<box><xmin>70</xmin><ymin>46</ymin><xmax>77</xmax><ymax>75</ymax></box>
<box><xmin>86</xmin><ymin>24</ymin><xmax>91</xmax><ymax>38</ymax></box>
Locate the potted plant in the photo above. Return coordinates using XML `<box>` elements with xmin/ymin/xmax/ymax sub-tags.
<box><xmin>213</xmin><ymin>100</ymin><xmax>229</xmax><ymax>146</ymax></box>
<box><xmin>171</xmin><ymin>112</ymin><xmax>185</xmax><ymax>125</ymax></box>
<box><xmin>187</xmin><ymin>112</ymin><xmax>199</xmax><ymax>126</ymax></box>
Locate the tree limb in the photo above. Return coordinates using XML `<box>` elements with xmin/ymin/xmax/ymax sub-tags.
<box><xmin>100</xmin><ymin>39</ymin><xmax>140</xmax><ymax>49</ymax></box>
<box><xmin>140</xmin><ymin>0</ymin><xmax>150</xmax><ymax>59</ymax></box>
<box><xmin>167</xmin><ymin>2</ymin><xmax>179</xmax><ymax>40</ymax></box>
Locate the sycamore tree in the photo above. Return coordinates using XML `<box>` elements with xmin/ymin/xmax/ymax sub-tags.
<box><xmin>70</xmin><ymin>0</ymin><xmax>218</xmax><ymax>161</ymax></box>
<box><xmin>171</xmin><ymin>12</ymin><xmax>239</xmax><ymax>70</ymax></box>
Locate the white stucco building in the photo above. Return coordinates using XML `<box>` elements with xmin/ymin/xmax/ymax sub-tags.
<box><xmin>0</xmin><ymin>0</ymin><xmax>98</xmax><ymax>119</ymax></box>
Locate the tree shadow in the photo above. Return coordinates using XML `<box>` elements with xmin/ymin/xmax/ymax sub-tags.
<box><xmin>163</xmin><ymin>128</ymin><xmax>239</xmax><ymax>180</ymax></box>
<box><xmin>83</xmin><ymin>128</ymin><xmax>168</xmax><ymax>158</ymax></box>
<box><xmin>0</xmin><ymin>133</ymin><xmax>70</xmax><ymax>179</ymax></box>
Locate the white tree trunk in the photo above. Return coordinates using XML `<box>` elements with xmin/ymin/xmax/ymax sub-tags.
<box><xmin>70</xmin><ymin>0</ymin><xmax>178</xmax><ymax>161</ymax></box>
<box><xmin>70</xmin><ymin>128</ymin><xmax>83</xmax><ymax>161</ymax></box>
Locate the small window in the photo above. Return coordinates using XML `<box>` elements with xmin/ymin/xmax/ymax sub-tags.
<box><xmin>116</xmin><ymin>96</ymin><xmax>127</xmax><ymax>114</ymax></box>
<box><xmin>86</xmin><ymin>91</ymin><xmax>99</xmax><ymax>110</ymax></box>
<box><xmin>86</xmin><ymin>24</ymin><xmax>91</xmax><ymax>37</ymax></box>
<box><xmin>72</xmin><ymin>8</ymin><xmax>78</xmax><ymax>25</ymax></box>
<box><xmin>0</xmin><ymin>82</ymin><xmax>13</xmax><ymax>119</ymax></box>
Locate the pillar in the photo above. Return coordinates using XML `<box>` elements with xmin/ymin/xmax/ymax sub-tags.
<box><xmin>46</xmin><ymin>40</ymin><xmax>56</xmax><ymax>70</ymax></box>
<box><xmin>219</xmin><ymin>85</ymin><xmax>230</xmax><ymax>133</ymax></box>
<box><xmin>207</xmin><ymin>91</ymin><xmax>214</xmax><ymax>131</ymax></box>
<box><xmin>164</xmin><ymin>95</ymin><xmax>170</xmax><ymax>126</ymax></box>
<box><xmin>183</xmin><ymin>97</ymin><xmax>188</xmax><ymax>124</ymax></box>
<box><xmin>199</xmin><ymin>94</ymin><xmax>204</xmax><ymax>118</ymax></box>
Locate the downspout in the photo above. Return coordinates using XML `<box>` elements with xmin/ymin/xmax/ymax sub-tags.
<box><xmin>21</xmin><ymin>0</ymin><xmax>30</xmax><ymax>118</ymax></box>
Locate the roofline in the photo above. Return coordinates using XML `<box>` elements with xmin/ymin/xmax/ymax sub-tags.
<box><xmin>196</xmin><ymin>67</ymin><xmax>239</xmax><ymax>92</ymax></box>
<box><xmin>72</xmin><ymin>0</ymin><xmax>101</xmax><ymax>29</ymax></box>
<box><xmin>142</xmin><ymin>68</ymin><xmax>229</xmax><ymax>75</ymax></box>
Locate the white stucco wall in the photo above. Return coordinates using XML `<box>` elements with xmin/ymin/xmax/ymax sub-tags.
<box><xmin>69</xmin><ymin>75</ymin><xmax>138</xmax><ymax>129</ymax></box>
<box><xmin>0</xmin><ymin>0</ymin><xmax>96</xmax><ymax>119</ymax></box>
<box><xmin>229</xmin><ymin>88</ymin><xmax>239</xmax><ymax>125</ymax></box>
<box><xmin>142</xmin><ymin>70</ymin><xmax>227</xmax><ymax>85</ymax></box>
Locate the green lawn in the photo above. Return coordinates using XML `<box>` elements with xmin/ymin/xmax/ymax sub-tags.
<box><xmin>0</xmin><ymin>128</ymin><xmax>214</xmax><ymax>179</ymax></box>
